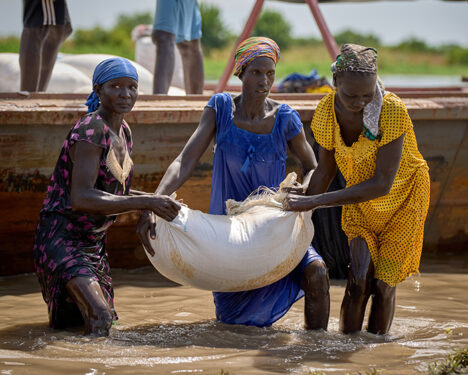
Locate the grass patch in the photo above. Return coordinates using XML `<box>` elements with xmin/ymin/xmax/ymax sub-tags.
<box><xmin>427</xmin><ymin>347</ymin><xmax>468</xmax><ymax>375</ymax></box>
<box><xmin>204</xmin><ymin>44</ymin><xmax>468</xmax><ymax>80</ymax></box>
<box><xmin>0</xmin><ymin>37</ymin><xmax>21</xmax><ymax>53</ymax></box>
<box><xmin>2</xmin><ymin>37</ymin><xmax>467</xmax><ymax>80</ymax></box>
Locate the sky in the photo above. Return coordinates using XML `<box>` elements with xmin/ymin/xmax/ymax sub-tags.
<box><xmin>1</xmin><ymin>0</ymin><xmax>467</xmax><ymax>47</ymax></box>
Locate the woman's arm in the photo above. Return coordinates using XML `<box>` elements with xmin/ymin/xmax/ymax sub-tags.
<box><xmin>136</xmin><ymin>106</ymin><xmax>217</xmax><ymax>253</ymax></box>
<box><xmin>285</xmin><ymin>134</ymin><xmax>404</xmax><ymax>211</ymax></box>
<box><xmin>306</xmin><ymin>144</ymin><xmax>338</xmax><ymax>196</ymax></box>
<box><xmin>129</xmin><ymin>189</ymin><xmax>148</xmax><ymax>195</ymax></box>
<box><xmin>286</xmin><ymin>129</ymin><xmax>317</xmax><ymax>193</ymax></box>
<box><xmin>69</xmin><ymin>141</ymin><xmax>180</xmax><ymax>220</ymax></box>
<box><xmin>155</xmin><ymin>107</ymin><xmax>216</xmax><ymax>195</ymax></box>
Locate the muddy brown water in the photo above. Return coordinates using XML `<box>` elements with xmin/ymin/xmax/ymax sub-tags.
<box><xmin>0</xmin><ymin>253</ymin><xmax>467</xmax><ymax>375</ymax></box>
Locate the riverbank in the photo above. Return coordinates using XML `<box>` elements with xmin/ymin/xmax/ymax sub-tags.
<box><xmin>203</xmin><ymin>44</ymin><xmax>468</xmax><ymax>81</ymax></box>
<box><xmin>1</xmin><ymin>38</ymin><xmax>467</xmax><ymax>81</ymax></box>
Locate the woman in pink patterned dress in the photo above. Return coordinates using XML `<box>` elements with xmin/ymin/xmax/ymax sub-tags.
<box><xmin>33</xmin><ymin>58</ymin><xmax>180</xmax><ymax>336</ymax></box>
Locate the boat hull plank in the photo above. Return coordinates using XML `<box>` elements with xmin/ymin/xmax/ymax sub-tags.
<box><xmin>1</xmin><ymin>93</ymin><xmax>466</xmax><ymax>275</ymax></box>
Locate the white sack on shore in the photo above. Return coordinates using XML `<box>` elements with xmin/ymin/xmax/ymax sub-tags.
<box><xmin>0</xmin><ymin>53</ymin><xmax>21</xmax><ymax>92</ymax></box>
<box><xmin>0</xmin><ymin>52</ymin><xmax>185</xmax><ymax>95</ymax></box>
<box><xmin>47</xmin><ymin>62</ymin><xmax>92</xmax><ymax>93</ymax></box>
<box><xmin>146</xmin><ymin>173</ymin><xmax>314</xmax><ymax>292</ymax></box>
<box><xmin>0</xmin><ymin>53</ymin><xmax>91</xmax><ymax>93</ymax></box>
<box><xmin>59</xmin><ymin>53</ymin><xmax>185</xmax><ymax>95</ymax></box>
<box><xmin>59</xmin><ymin>53</ymin><xmax>154</xmax><ymax>94</ymax></box>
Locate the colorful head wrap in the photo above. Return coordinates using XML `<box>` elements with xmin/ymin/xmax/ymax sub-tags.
<box><xmin>234</xmin><ymin>37</ymin><xmax>280</xmax><ymax>77</ymax></box>
<box><xmin>331</xmin><ymin>44</ymin><xmax>383</xmax><ymax>140</ymax></box>
<box><xmin>331</xmin><ymin>44</ymin><xmax>377</xmax><ymax>74</ymax></box>
<box><xmin>85</xmin><ymin>57</ymin><xmax>139</xmax><ymax>113</ymax></box>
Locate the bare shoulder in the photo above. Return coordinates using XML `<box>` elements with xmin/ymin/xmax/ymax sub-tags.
<box><xmin>265</xmin><ymin>98</ymin><xmax>281</xmax><ymax>119</ymax></box>
<box><xmin>231</xmin><ymin>93</ymin><xmax>241</xmax><ymax>109</ymax></box>
<box><xmin>266</xmin><ymin>97</ymin><xmax>281</xmax><ymax>110</ymax></box>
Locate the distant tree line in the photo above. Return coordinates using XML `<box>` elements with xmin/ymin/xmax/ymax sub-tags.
<box><xmin>201</xmin><ymin>6</ymin><xmax>468</xmax><ymax>65</ymax></box>
<box><xmin>202</xmin><ymin>6</ymin><xmax>468</xmax><ymax>65</ymax></box>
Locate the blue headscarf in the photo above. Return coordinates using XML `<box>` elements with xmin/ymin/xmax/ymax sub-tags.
<box><xmin>85</xmin><ymin>57</ymin><xmax>139</xmax><ymax>113</ymax></box>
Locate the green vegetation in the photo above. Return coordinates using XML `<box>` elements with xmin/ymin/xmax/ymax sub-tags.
<box><xmin>1</xmin><ymin>7</ymin><xmax>467</xmax><ymax>80</ymax></box>
<box><xmin>200</xmin><ymin>3</ymin><xmax>231</xmax><ymax>55</ymax></box>
<box><xmin>203</xmin><ymin>42</ymin><xmax>468</xmax><ymax>80</ymax></box>
<box><xmin>66</xmin><ymin>12</ymin><xmax>153</xmax><ymax>59</ymax></box>
<box><xmin>427</xmin><ymin>347</ymin><xmax>468</xmax><ymax>375</ymax></box>
<box><xmin>308</xmin><ymin>349</ymin><xmax>468</xmax><ymax>375</ymax></box>
<box><xmin>334</xmin><ymin>29</ymin><xmax>381</xmax><ymax>48</ymax></box>
<box><xmin>253</xmin><ymin>9</ymin><xmax>293</xmax><ymax>50</ymax></box>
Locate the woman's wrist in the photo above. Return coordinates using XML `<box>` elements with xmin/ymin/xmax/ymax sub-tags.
<box><xmin>306</xmin><ymin>195</ymin><xmax>319</xmax><ymax>210</ymax></box>
<box><xmin>140</xmin><ymin>194</ymin><xmax>159</xmax><ymax>211</ymax></box>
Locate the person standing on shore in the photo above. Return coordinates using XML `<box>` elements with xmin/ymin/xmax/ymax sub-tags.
<box><xmin>284</xmin><ymin>44</ymin><xmax>430</xmax><ymax>335</ymax></box>
<box><xmin>152</xmin><ymin>0</ymin><xmax>204</xmax><ymax>94</ymax></box>
<box><xmin>19</xmin><ymin>0</ymin><xmax>72</xmax><ymax>92</ymax></box>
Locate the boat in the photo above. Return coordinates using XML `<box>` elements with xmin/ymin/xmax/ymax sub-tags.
<box><xmin>1</xmin><ymin>89</ymin><xmax>467</xmax><ymax>276</ymax></box>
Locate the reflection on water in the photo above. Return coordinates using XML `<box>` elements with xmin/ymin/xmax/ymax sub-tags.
<box><xmin>379</xmin><ymin>75</ymin><xmax>468</xmax><ymax>88</ymax></box>
<box><xmin>0</xmin><ymin>255</ymin><xmax>467</xmax><ymax>374</ymax></box>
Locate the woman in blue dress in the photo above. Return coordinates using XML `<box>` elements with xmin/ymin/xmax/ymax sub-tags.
<box><xmin>138</xmin><ymin>37</ymin><xmax>330</xmax><ymax>329</ymax></box>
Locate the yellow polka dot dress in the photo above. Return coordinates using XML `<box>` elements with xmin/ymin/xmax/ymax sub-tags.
<box><xmin>312</xmin><ymin>91</ymin><xmax>430</xmax><ymax>286</ymax></box>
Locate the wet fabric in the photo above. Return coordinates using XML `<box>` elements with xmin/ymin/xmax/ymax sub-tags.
<box><xmin>85</xmin><ymin>57</ymin><xmax>139</xmax><ymax>112</ymax></box>
<box><xmin>153</xmin><ymin>0</ymin><xmax>202</xmax><ymax>43</ymax></box>
<box><xmin>234</xmin><ymin>37</ymin><xmax>280</xmax><ymax>77</ymax></box>
<box><xmin>206</xmin><ymin>92</ymin><xmax>323</xmax><ymax>327</ymax></box>
<box><xmin>311</xmin><ymin>140</ymin><xmax>350</xmax><ymax>280</ymax></box>
<box><xmin>33</xmin><ymin>112</ymin><xmax>133</xmax><ymax>327</ymax></box>
<box><xmin>312</xmin><ymin>91</ymin><xmax>430</xmax><ymax>287</ymax></box>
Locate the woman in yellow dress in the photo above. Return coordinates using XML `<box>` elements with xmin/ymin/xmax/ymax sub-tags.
<box><xmin>284</xmin><ymin>44</ymin><xmax>430</xmax><ymax>334</ymax></box>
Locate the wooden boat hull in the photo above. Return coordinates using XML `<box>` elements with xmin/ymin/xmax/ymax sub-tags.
<box><xmin>1</xmin><ymin>92</ymin><xmax>467</xmax><ymax>276</ymax></box>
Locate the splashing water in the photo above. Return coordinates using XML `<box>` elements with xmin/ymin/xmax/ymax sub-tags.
<box><xmin>0</xmin><ymin>255</ymin><xmax>467</xmax><ymax>374</ymax></box>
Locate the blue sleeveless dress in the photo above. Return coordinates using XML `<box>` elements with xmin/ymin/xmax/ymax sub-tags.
<box><xmin>207</xmin><ymin>93</ymin><xmax>322</xmax><ymax>327</ymax></box>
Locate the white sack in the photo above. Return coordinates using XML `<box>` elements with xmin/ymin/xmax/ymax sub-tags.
<box><xmin>0</xmin><ymin>54</ymin><xmax>92</xmax><ymax>93</ymax></box>
<box><xmin>59</xmin><ymin>53</ymin><xmax>184</xmax><ymax>95</ymax></box>
<box><xmin>59</xmin><ymin>53</ymin><xmax>154</xmax><ymax>94</ymax></box>
<box><xmin>146</xmin><ymin>173</ymin><xmax>314</xmax><ymax>292</ymax></box>
<box><xmin>132</xmin><ymin>24</ymin><xmax>185</xmax><ymax>90</ymax></box>
<box><xmin>0</xmin><ymin>53</ymin><xmax>21</xmax><ymax>92</ymax></box>
<box><xmin>47</xmin><ymin>62</ymin><xmax>92</xmax><ymax>93</ymax></box>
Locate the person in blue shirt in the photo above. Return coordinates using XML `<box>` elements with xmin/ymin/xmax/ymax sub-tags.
<box><xmin>138</xmin><ymin>37</ymin><xmax>329</xmax><ymax>329</ymax></box>
<box><xmin>152</xmin><ymin>0</ymin><xmax>204</xmax><ymax>94</ymax></box>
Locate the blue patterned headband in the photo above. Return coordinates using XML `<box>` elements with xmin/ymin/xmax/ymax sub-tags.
<box><xmin>85</xmin><ymin>57</ymin><xmax>138</xmax><ymax>113</ymax></box>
